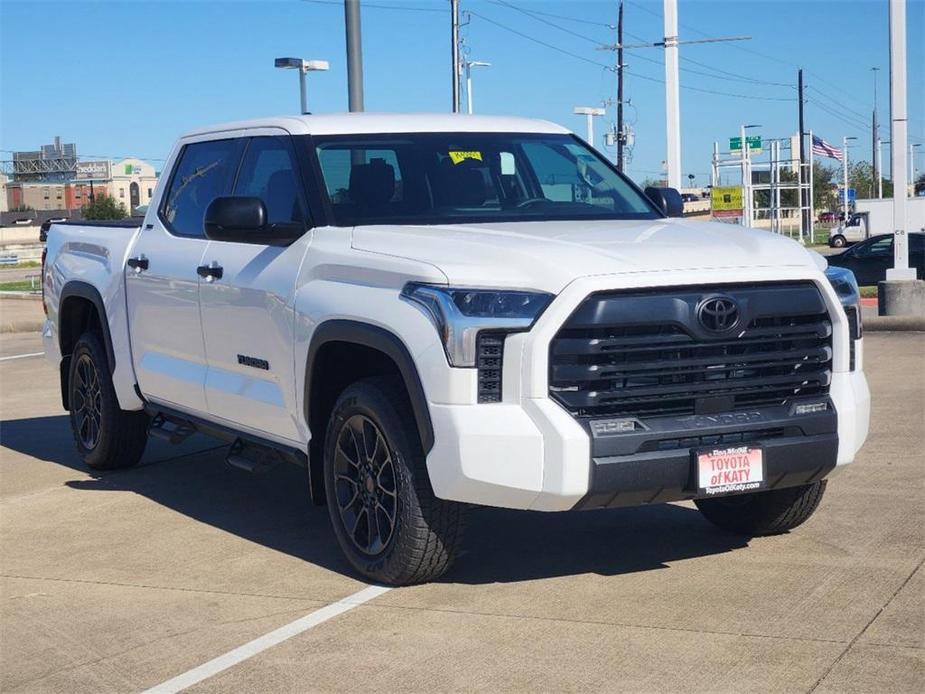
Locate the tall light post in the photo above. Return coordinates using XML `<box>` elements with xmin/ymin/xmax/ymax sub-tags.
<box><xmin>910</xmin><ymin>143</ymin><xmax>922</xmax><ymax>190</ymax></box>
<box><xmin>574</xmin><ymin>107</ymin><xmax>606</xmax><ymax>147</ymax></box>
<box><xmin>877</xmin><ymin>139</ymin><xmax>891</xmax><ymax>198</ymax></box>
<box><xmin>274</xmin><ymin>57</ymin><xmax>329</xmax><ymax>114</ymax></box>
<box><xmin>842</xmin><ymin>136</ymin><xmax>857</xmax><ymax>222</ymax></box>
<box><xmin>740</xmin><ymin>124</ymin><xmax>760</xmax><ymax>228</ymax></box>
<box><xmin>463</xmin><ymin>60</ymin><xmax>490</xmax><ymax>115</ymax></box>
<box><xmin>871</xmin><ymin>67</ymin><xmax>880</xmax><ymax>190</ymax></box>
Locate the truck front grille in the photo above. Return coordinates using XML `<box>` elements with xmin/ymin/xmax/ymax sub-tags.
<box><xmin>549</xmin><ymin>282</ymin><xmax>833</xmax><ymax>418</ymax></box>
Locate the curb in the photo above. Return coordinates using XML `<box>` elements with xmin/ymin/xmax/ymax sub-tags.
<box><xmin>1</xmin><ymin>320</ymin><xmax>44</xmax><ymax>334</ymax></box>
<box><xmin>0</xmin><ymin>291</ymin><xmax>43</xmax><ymax>301</ymax></box>
<box><xmin>864</xmin><ymin>315</ymin><xmax>925</xmax><ymax>332</ymax></box>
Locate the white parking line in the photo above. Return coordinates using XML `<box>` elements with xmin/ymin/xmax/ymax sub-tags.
<box><xmin>142</xmin><ymin>584</ymin><xmax>392</xmax><ymax>694</ymax></box>
<box><xmin>0</xmin><ymin>352</ymin><xmax>44</xmax><ymax>362</ymax></box>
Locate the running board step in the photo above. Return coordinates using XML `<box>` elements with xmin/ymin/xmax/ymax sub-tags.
<box><xmin>225</xmin><ymin>438</ymin><xmax>282</xmax><ymax>474</ymax></box>
<box><xmin>148</xmin><ymin>413</ymin><xmax>196</xmax><ymax>445</ymax></box>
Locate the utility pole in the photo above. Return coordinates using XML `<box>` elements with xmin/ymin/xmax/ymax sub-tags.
<box><xmin>597</xmin><ymin>4</ymin><xmax>748</xmax><ymax>186</ymax></box>
<box><xmin>798</xmin><ymin>68</ymin><xmax>808</xmax><ymax>238</ymax></box>
<box><xmin>345</xmin><ymin>0</ymin><xmax>364</xmax><ymax>112</ymax></box>
<box><xmin>451</xmin><ymin>0</ymin><xmax>460</xmax><ymax>113</ymax></box>
<box><xmin>871</xmin><ymin>67</ymin><xmax>880</xmax><ymax>195</ymax></box>
<box><xmin>616</xmin><ymin>0</ymin><xmax>625</xmax><ymax>171</ymax></box>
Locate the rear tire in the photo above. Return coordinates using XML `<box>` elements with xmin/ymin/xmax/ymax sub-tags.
<box><xmin>694</xmin><ymin>480</ymin><xmax>827</xmax><ymax>536</ymax></box>
<box><xmin>830</xmin><ymin>235</ymin><xmax>846</xmax><ymax>248</ymax></box>
<box><xmin>323</xmin><ymin>377</ymin><xmax>465</xmax><ymax>585</ymax></box>
<box><xmin>68</xmin><ymin>331</ymin><xmax>148</xmax><ymax>470</ymax></box>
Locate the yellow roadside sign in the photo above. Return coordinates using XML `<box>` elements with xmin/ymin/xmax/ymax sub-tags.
<box><xmin>711</xmin><ymin>186</ymin><xmax>743</xmax><ymax>218</ymax></box>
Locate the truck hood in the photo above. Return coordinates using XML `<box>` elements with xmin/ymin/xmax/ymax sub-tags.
<box><xmin>352</xmin><ymin>218</ymin><xmax>820</xmax><ymax>293</ymax></box>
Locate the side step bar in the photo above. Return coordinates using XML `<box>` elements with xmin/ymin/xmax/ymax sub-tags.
<box><xmin>144</xmin><ymin>405</ymin><xmax>309</xmax><ymax>473</ymax></box>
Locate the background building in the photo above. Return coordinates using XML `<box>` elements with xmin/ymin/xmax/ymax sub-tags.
<box><xmin>2</xmin><ymin>137</ymin><xmax>158</xmax><ymax>217</ymax></box>
<box><xmin>109</xmin><ymin>158</ymin><xmax>158</xmax><ymax>212</ymax></box>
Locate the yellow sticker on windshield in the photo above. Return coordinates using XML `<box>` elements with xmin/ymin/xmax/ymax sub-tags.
<box><xmin>449</xmin><ymin>150</ymin><xmax>483</xmax><ymax>165</ymax></box>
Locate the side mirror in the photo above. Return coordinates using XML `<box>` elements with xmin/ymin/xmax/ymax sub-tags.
<box><xmin>644</xmin><ymin>187</ymin><xmax>684</xmax><ymax>218</ymax></box>
<box><xmin>204</xmin><ymin>196</ymin><xmax>302</xmax><ymax>246</ymax></box>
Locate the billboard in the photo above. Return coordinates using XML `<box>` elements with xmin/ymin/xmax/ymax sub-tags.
<box><xmin>75</xmin><ymin>160</ymin><xmax>111</xmax><ymax>181</ymax></box>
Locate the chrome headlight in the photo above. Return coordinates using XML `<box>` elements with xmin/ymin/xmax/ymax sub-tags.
<box><xmin>401</xmin><ymin>283</ymin><xmax>553</xmax><ymax>366</ymax></box>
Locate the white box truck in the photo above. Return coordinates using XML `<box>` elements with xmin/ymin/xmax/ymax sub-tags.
<box><xmin>830</xmin><ymin>197</ymin><xmax>925</xmax><ymax>247</ymax></box>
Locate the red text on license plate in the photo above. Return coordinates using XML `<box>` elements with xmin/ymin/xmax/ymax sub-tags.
<box><xmin>697</xmin><ymin>446</ymin><xmax>764</xmax><ymax>495</ymax></box>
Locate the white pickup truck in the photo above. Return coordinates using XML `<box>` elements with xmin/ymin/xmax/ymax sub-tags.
<box><xmin>42</xmin><ymin>114</ymin><xmax>870</xmax><ymax>585</ymax></box>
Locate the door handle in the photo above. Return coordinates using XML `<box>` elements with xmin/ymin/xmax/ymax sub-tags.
<box><xmin>197</xmin><ymin>263</ymin><xmax>224</xmax><ymax>281</ymax></box>
<box><xmin>127</xmin><ymin>256</ymin><xmax>149</xmax><ymax>272</ymax></box>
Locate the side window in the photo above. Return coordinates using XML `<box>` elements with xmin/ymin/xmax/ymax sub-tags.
<box><xmin>161</xmin><ymin>139</ymin><xmax>239</xmax><ymax>237</ymax></box>
<box><xmin>856</xmin><ymin>237</ymin><xmax>893</xmax><ymax>258</ymax></box>
<box><xmin>233</xmin><ymin>136</ymin><xmax>304</xmax><ymax>225</ymax></box>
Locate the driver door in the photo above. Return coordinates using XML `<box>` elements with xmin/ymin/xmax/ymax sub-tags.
<box><xmin>199</xmin><ymin>133</ymin><xmax>311</xmax><ymax>444</ymax></box>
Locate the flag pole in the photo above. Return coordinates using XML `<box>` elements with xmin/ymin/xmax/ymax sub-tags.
<box><xmin>809</xmin><ymin>130</ymin><xmax>815</xmax><ymax>245</ymax></box>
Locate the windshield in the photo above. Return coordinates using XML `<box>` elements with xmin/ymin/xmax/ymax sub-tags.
<box><xmin>310</xmin><ymin>132</ymin><xmax>660</xmax><ymax>226</ymax></box>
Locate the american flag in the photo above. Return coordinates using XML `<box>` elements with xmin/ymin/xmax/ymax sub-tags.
<box><xmin>812</xmin><ymin>135</ymin><xmax>843</xmax><ymax>161</ymax></box>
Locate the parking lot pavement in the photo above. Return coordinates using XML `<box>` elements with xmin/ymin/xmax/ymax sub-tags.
<box><xmin>1</xmin><ymin>332</ymin><xmax>923</xmax><ymax>693</ymax></box>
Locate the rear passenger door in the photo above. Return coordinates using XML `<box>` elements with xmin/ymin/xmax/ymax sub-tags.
<box><xmin>126</xmin><ymin>137</ymin><xmax>242</xmax><ymax>414</ymax></box>
<box><xmin>199</xmin><ymin>133</ymin><xmax>311</xmax><ymax>444</ymax></box>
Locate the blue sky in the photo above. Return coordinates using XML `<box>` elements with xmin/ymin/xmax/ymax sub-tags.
<box><xmin>1</xmin><ymin>0</ymin><xmax>923</xmax><ymax>186</ymax></box>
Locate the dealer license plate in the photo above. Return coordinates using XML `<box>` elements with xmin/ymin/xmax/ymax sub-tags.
<box><xmin>696</xmin><ymin>446</ymin><xmax>765</xmax><ymax>496</ymax></box>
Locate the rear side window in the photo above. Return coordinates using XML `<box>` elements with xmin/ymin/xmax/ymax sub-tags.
<box><xmin>233</xmin><ymin>136</ymin><xmax>305</xmax><ymax>225</ymax></box>
<box><xmin>161</xmin><ymin>139</ymin><xmax>239</xmax><ymax>237</ymax></box>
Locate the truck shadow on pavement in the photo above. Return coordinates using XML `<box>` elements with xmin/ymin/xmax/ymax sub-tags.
<box><xmin>2</xmin><ymin>415</ymin><xmax>749</xmax><ymax>585</ymax></box>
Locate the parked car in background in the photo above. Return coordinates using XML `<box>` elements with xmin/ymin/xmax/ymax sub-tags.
<box><xmin>680</xmin><ymin>193</ymin><xmax>700</xmax><ymax>202</ymax></box>
<box><xmin>818</xmin><ymin>211</ymin><xmax>837</xmax><ymax>223</ymax></box>
<box><xmin>826</xmin><ymin>232</ymin><xmax>925</xmax><ymax>285</ymax></box>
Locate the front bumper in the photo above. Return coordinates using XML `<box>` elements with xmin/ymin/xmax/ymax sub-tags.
<box><xmin>424</xmin><ymin>269</ymin><xmax>871</xmax><ymax>512</ymax></box>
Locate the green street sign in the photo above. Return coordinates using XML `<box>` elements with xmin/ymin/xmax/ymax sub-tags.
<box><xmin>729</xmin><ymin>136</ymin><xmax>762</xmax><ymax>154</ymax></box>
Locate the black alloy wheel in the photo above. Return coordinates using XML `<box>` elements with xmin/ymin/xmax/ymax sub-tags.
<box><xmin>332</xmin><ymin>414</ymin><xmax>398</xmax><ymax>555</ymax></box>
<box><xmin>72</xmin><ymin>353</ymin><xmax>103</xmax><ymax>450</ymax></box>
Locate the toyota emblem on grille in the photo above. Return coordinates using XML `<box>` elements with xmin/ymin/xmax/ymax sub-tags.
<box><xmin>698</xmin><ymin>296</ymin><xmax>740</xmax><ymax>332</ymax></box>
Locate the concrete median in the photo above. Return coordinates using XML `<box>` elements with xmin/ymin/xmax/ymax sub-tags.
<box><xmin>0</xmin><ymin>295</ymin><xmax>44</xmax><ymax>334</ymax></box>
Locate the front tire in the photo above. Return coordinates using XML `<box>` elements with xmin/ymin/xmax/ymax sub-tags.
<box><xmin>323</xmin><ymin>378</ymin><xmax>465</xmax><ymax>585</ymax></box>
<box><xmin>694</xmin><ymin>480</ymin><xmax>826</xmax><ymax>536</ymax></box>
<box><xmin>68</xmin><ymin>331</ymin><xmax>148</xmax><ymax>470</ymax></box>
<box><xmin>830</xmin><ymin>235</ymin><xmax>847</xmax><ymax>248</ymax></box>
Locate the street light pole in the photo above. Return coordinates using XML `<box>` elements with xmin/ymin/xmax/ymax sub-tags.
<box><xmin>740</xmin><ymin>124</ymin><xmax>760</xmax><ymax>228</ymax></box>
<box><xmin>574</xmin><ymin>107</ymin><xmax>606</xmax><ymax>147</ymax></box>
<box><xmin>910</xmin><ymin>143</ymin><xmax>921</xmax><ymax>187</ymax></box>
<box><xmin>877</xmin><ymin>138</ymin><xmax>883</xmax><ymax>199</ymax></box>
<box><xmin>274</xmin><ymin>57</ymin><xmax>329</xmax><ymax>114</ymax></box>
<box><xmin>842</xmin><ymin>136</ymin><xmax>857</xmax><ymax>223</ymax></box>
<box><xmin>463</xmin><ymin>60</ymin><xmax>490</xmax><ymax>115</ymax></box>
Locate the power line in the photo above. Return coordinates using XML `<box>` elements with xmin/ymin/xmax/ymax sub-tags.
<box><xmin>492</xmin><ymin>1</ymin><xmax>614</xmax><ymax>29</ymax></box>
<box><xmin>806</xmin><ymin>98</ymin><xmax>869</xmax><ymax>132</ymax></box>
<box><xmin>467</xmin><ymin>11</ymin><xmax>613</xmax><ymax>71</ymax></box>
<box><xmin>472</xmin><ymin>10</ymin><xmax>798</xmax><ymax>103</ymax></box>
<box><xmin>488</xmin><ymin>0</ymin><xmax>605</xmax><ymax>45</ymax></box>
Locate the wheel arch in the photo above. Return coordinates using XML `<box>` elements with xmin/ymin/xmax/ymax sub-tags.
<box><xmin>304</xmin><ymin>320</ymin><xmax>435</xmax><ymax>504</ymax></box>
<box><xmin>58</xmin><ymin>281</ymin><xmax>117</xmax><ymax>410</ymax></box>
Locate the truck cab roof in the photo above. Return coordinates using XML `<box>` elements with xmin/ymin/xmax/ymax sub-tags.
<box><xmin>181</xmin><ymin>113</ymin><xmax>571</xmax><ymax>139</ymax></box>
